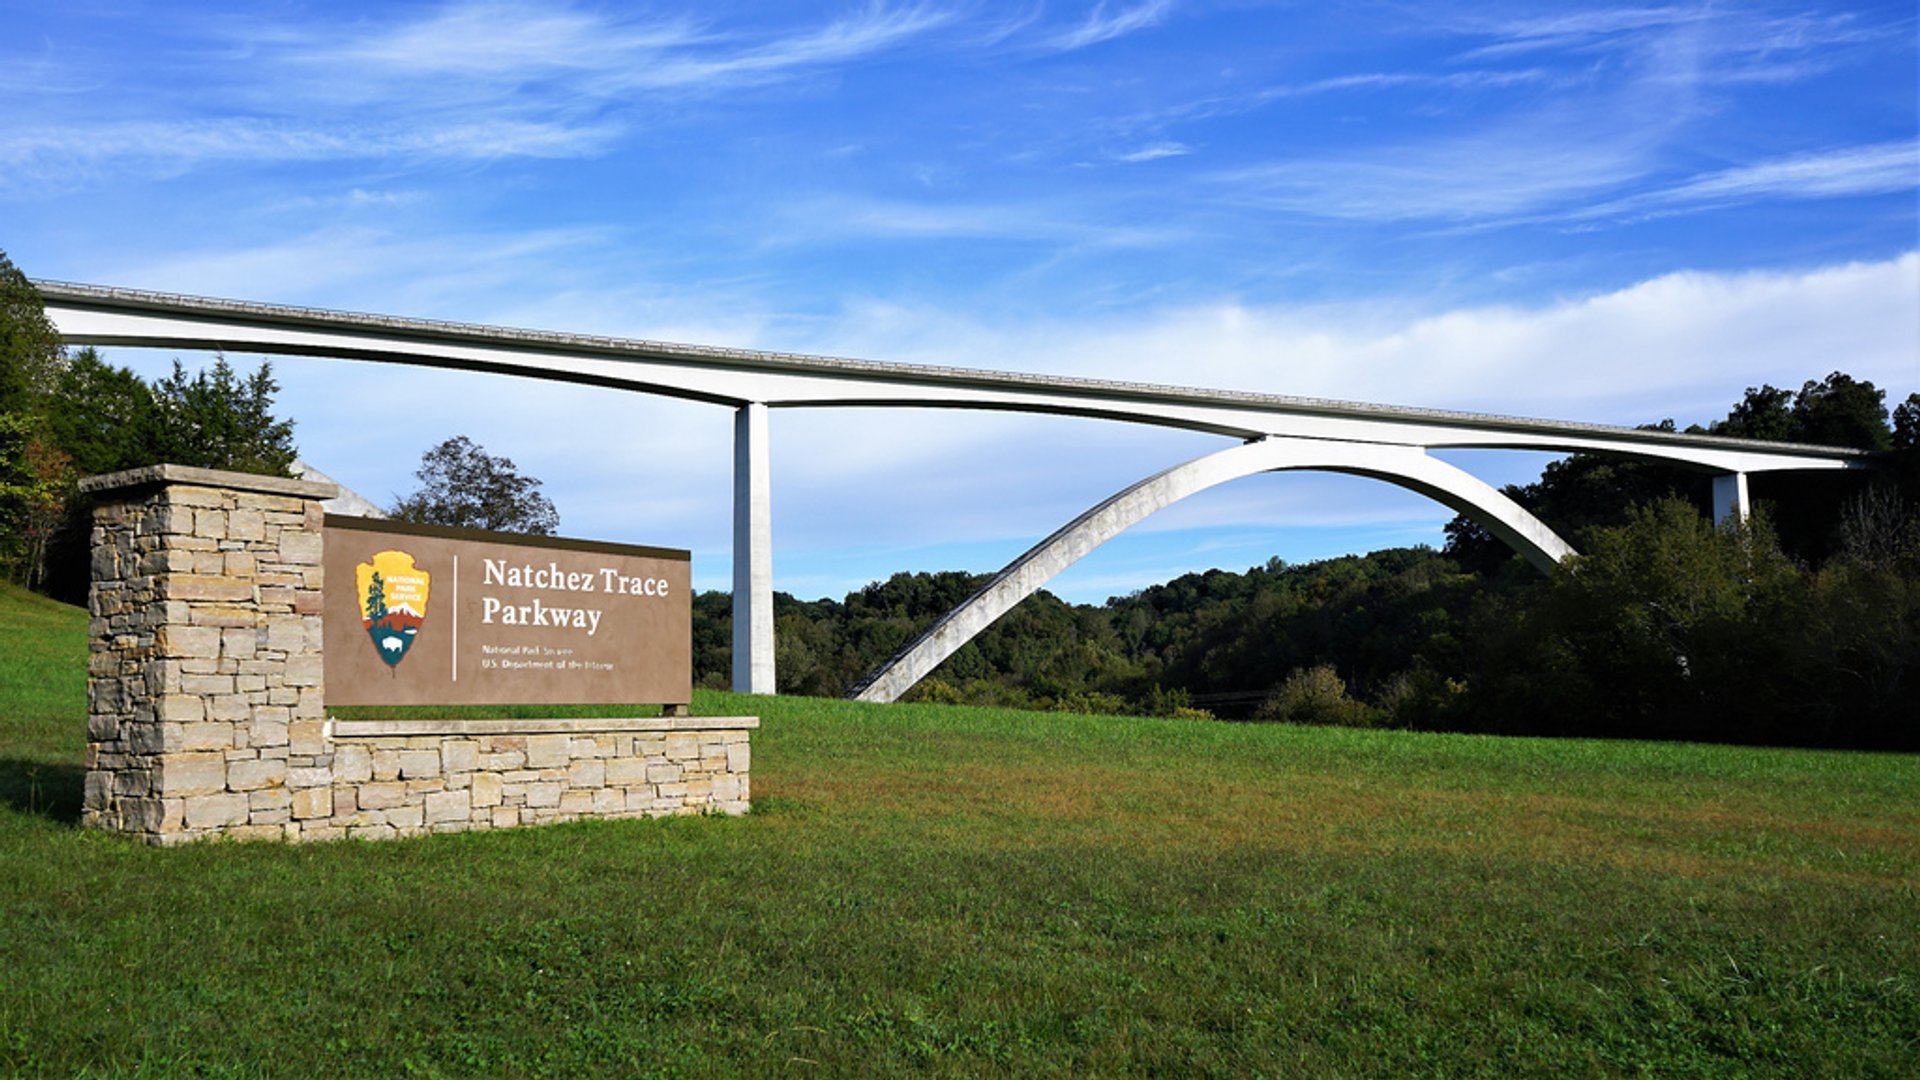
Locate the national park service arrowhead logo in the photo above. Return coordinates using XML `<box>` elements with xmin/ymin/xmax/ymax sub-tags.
<box><xmin>356</xmin><ymin>550</ymin><xmax>430</xmax><ymax>669</ymax></box>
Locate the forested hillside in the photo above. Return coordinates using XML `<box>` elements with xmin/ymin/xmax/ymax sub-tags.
<box><xmin>694</xmin><ymin>375</ymin><xmax>1920</xmax><ymax>750</ymax></box>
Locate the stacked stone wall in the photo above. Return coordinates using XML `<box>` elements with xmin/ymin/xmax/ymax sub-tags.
<box><xmin>80</xmin><ymin>465</ymin><xmax>752</xmax><ymax>845</ymax></box>
<box><xmin>315</xmin><ymin>720</ymin><xmax>751</xmax><ymax>841</ymax></box>
<box><xmin>81</xmin><ymin>466</ymin><xmax>334</xmax><ymax>843</ymax></box>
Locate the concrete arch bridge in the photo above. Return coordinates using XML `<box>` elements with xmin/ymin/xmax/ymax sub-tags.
<box><xmin>35</xmin><ymin>282</ymin><xmax>1872</xmax><ymax>702</ymax></box>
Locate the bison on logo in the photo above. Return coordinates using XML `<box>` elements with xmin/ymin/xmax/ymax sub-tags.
<box><xmin>355</xmin><ymin>550</ymin><xmax>431</xmax><ymax>669</ymax></box>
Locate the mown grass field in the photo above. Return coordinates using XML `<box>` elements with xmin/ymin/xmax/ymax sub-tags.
<box><xmin>2</xmin><ymin>580</ymin><xmax>1916</xmax><ymax>1077</ymax></box>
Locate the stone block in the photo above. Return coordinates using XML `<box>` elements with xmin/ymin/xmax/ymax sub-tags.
<box><xmin>165</xmin><ymin>485</ymin><xmax>226</xmax><ymax>508</ymax></box>
<box><xmin>181</xmin><ymin>722</ymin><xmax>235</xmax><ymax>751</ymax></box>
<box><xmin>83</xmin><ymin>771</ymin><xmax>115</xmax><ymax>811</ymax></box>
<box><xmin>139</xmin><ymin>549</ymin><xmax>196</xmax><ymax>576</ymax></box>
<box><xmin>290</xmin><ymin>786</ymin><xmax>333</xmax><ymax>819</ymax></box>
<box><xmin>357</xmin><ymin>781</ymin><xmax>408</xmax><ymax>810</ymax></box>
<box><xmin>206</xmin><ymin>694</ymin><xmax>252</xmax><ymax>723</ymax></box>
<box><xmin>288</xmin><ymin>720</ymin><xmax>326</xmax><ymax>755</ymax></box>
<box><xmin>242</xmin><ymin>493</ymin><xmax>305</xmax><ymax>514</ymax></box>
<box><xmin>287</xmin><ymin>766</ymin><xmax>331</xmax><ymax>790</ymax></box>
<box><xmin>155</xmin><ymin>752</ymin><xmax>228</xmax><ymax>794</ymax></box>
<box><xmin>441</xmin><ymin>740</ymin><xmax>479</xmax><ymax>773</ymax></box>
<box><xmin>284</xmin><ymin>655</ymin><xmax>324</xmax><ymax>687</ymax></box>
<box><xmin>266</xmin><ymin>615</ymin><xmax>307</xmax><ymax>654</ymax></box>
<box><xmin>87</xmin><ymin>712</ymin><xmax>122</xmax><ymax>743</ymax></box>
<box><xmin>524</xmin><ymin>782</ymin><xmax>562</xmax><ymax>808</ymax></box>
<box><xmin>155</xmin><ymin>625</ymin><xmax>222</xmax><ymax>660</ymax></box>
<box><xmin>113</xmin><ymin>767</ymin><xmax>154</xmax><ymax>797</ymax></box>
<box><xmin>181</xmin><ymin>673</ymin><xmax>235</xmax><ymax>696</ymax></box>
<box><xmin>567</xmin><ymin>759</ymin><xmax>606</xmax><ymax>789</ymax></box>
<box><xmin>490</xmin><ymin>806</ymin><xmax>521</xmax><ymax>829</ymax></box>
<box><xmin>469</xmin><ymin>773</ymin><xmax>503</xmax><ymax>808</ymax></box>
<box><xmin>228</xmin><ymin>757</ymin><xmax>286</xmax><ymax>791</ymax></box>
<box><xmin>335</xmin><ymin>743</ymin><xmax>373</xmax><ymax>783</ymax></box>
<box><xmin>424</xmin><ymin>789</ymin><xmax>470</xmax><ymax>823</ymax></box>
<box><xmin>646</xmin><ymin>763</ymin><xmax>682</xmax><ymax>784</ymax></box>
<box><xmin>604</xmin><ymin>758</ymin><xmax>648</xmax><ymax>786</ymax></box>
<box><xmin>221</xmin><ymin>628</ymin><xmax>258</xmax><ymax>661</ymax></box>
<box><xmin>385</xmin><ymin>802</ymin><xmax>424</xmax><ymax>829</ymax></box>
<box><xmin>665</xmin><ymin>733</ymin><xmax>700</xmax><ymax>761</ymax></box>
<box><xmin>183</xmin><ymin>791</ymin><xmax>250</xmax><ymax>829</ymax></box>
<box><xmin>399</xmin><ymin>750</ymin><xmax>441</xmax><ymax>779</ymax></box>
<box><xmin>727</xmin><ymin>742</ymin><xmax>751</xmax><ymax>773</ymax></box>
<box><xmin>526</xmin><ymin>734</ymin><xmax>571</xmax><ymax>768</ymax></box>
<box><xmin>190</xmin><ymin>604</ymin><xmax>257</xmax><ymax>628</ymax></box>
<box><xmin>248</xmin><ymin>787</ymin><xmax>292</xmax><ymax>813</ymax></box>
<box><xmin>161</xmin><ymin>575</ymin><xmax>253</xmax><ymax>603</ymax></box>
<box><xmin>123</xmin><ymin>796</ymin><xmax>185</xmax><ymax>833</ymax></box>
<box><xmin>278</xmin><ymin>531</ymin><xmax>323</xmax><ymax>565</ymax></box>
<box><xmin>156</xmin><ymin>505</ymin><xmax>197</xmax><ymax>534</ymax></box>
<box><xmin>591</xmin><ymin>788</ymin><xmax>625</xmax><ymax>814</ymax></box>
<box><xmin>227</xmin><ymin>509</ymin><xmax>265</xmax><ymax>542</ymax></box>
<box><xmin>559</xmin><ymin>789</ymin><xmax>594</xmax><ymax>814</ymax></box>
<box><xmin>294</xmin><ymin>688</ymin><xmax>325</xmax><ymax>721</ymax></box>
<box><xmin>371</xmin><ymin>749</ymin><xmax>401</xmax><ymax>781</ymax></box>
<box><xmin>250</xmin><ymin>712</ymin><xmax>290</xmax><ymax>749</ymax></box>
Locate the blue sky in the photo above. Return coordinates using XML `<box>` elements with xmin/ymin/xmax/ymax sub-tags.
<box><xmin>3</xmin><ymin>1</ymin><xmax>1916</xmax><ymax>602</ymax></box>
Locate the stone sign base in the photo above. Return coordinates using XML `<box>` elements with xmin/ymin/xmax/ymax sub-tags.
<box><xmin>314</xmin><ymin>717</ymin><xmax>754</xmax><ymax>842</ymax></box>
<box><xmin>78</xmin><ymin>464</ymin><xmax>754</xmax><ymax>845</ymax></box>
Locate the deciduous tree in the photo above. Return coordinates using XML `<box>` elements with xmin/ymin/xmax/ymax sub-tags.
<box><xmin>389</xmin><ymin>436</ymin><xmax>560</xmax><ymax>535</ymax></box>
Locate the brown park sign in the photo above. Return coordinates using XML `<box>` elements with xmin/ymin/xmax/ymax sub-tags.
<box><xmin>323</xmin><ymin>516</ymin><xmax>691</xmax><ymax>708</ymax></box>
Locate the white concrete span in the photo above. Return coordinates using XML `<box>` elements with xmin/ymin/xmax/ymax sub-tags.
<box><xmin>36</xmin><ymin>281</ymin><xmax>1874</xmax><ymax>699</ymax></box>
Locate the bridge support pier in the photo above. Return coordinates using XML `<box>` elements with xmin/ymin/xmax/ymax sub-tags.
<box><xmin>1712</xmin><ymin>472</ymin><xmax>1749</xmax><ymax>526</ymax></box>
<box><xmin>732</xmin><ymin>403</ymin><xmax>775</xmax><ymax>694</ymax></box>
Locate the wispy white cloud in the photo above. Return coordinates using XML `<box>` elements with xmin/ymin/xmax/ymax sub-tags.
<box><xmin>763</xmin><ymin>194</ymin><xmax>1190</xmax><ymax>248</ymax></box>
<box><xmin>1207</xmin><ymin>125</ymin><xmax>1655</xmax><ymax>222</ymax></box>
<box><xmin>1048</xmin><ymin>0</ymin><xmax>1176</xmax><ymax>51</ymax></box>
<box><xmin>0</xmin><ymin>117</ymin><xmax>620</xmax><ymax>189</ymax></box>
<box><xmin>1452</xmin><ymin>4</ymin><xmax>1883</xmax><ymax>85</ymax></box>
<box><xmin>1620</xmin><ymin>140</ymin><xmax>1917</xmax><ymax>205</ymax></box>
<box><xmin>1111</xmin><ymin>141</ymin><xmax>1191</xmax><ymax>163</ymax></box>
<box><xmin>276</xmin><ymin>0</ymin><xmax>953</xmax><ymax>95</ymax></box>
<box><xmin>2</xmin><ymin>1</ymin><xmax>958</xmax><ymax>186</ymax></box>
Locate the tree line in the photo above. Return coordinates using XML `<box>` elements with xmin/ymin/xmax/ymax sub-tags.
<box><xmin>690</xmin><ymin>375</ymin><xmax>1919</xmax><ymax>750</ymax></box>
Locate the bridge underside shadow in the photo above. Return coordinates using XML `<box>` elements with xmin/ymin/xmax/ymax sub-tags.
<box><xmin>847</xmin><ymin>436</ymin><xmax>1576</xmax><ymax>704</ymax></box>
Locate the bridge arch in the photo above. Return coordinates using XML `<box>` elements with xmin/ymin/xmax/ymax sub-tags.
<box><xmin>37</xmin><ymin>281</ymin><xmax>1872</xmax><ymax>695</ymax></box>
<box><xmin>848</xmin><ymin>436</ymin><xmax>1575</xmax><ymax>703</ymax></box>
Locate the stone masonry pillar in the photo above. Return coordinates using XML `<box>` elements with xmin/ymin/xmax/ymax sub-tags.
<box><xmin>80</xmin><ymin>465</ymin><xmax>339</xmax><ymax>844</ymax></box>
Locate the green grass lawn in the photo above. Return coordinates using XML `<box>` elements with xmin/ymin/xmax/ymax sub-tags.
<box><xmin>2</xmin><ymin>584</ymin><xmax>1916</xmax><ymax>1077</ymax></box>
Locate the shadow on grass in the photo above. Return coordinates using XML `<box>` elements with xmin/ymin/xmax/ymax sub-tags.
<box><xmin>0</xmin><ymin>759</ymin><xmax>84</xmax><ymax>825</ymax></box>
